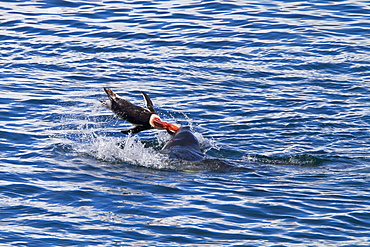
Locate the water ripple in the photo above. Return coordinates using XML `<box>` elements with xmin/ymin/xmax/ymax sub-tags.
<box><xmin>1</xmin><ymin>0</ymin><xmax>370</xmax><ymax>246</ymax></box>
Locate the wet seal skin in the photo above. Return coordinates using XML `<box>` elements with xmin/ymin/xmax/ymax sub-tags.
<box><xmin>161</xmin><ymin>126</ymin><xmax>205</xmax><ymax>162</ymax></box>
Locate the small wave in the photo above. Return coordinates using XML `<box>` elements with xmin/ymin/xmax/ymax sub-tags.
<box><xmin>243</xmin><ymin>154</ymin><xmax>325</xmax><ymax>167</ymax></box>
<box><xmin>242</xmin><ymin>153</ymin><xmax>369</xmax><ymax>172</ymax></box>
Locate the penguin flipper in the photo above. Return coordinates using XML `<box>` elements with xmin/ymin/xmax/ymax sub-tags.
<box><xmin>141</xmin><ymin>91</ymin><xmax>156</xmax><ymax>113</ymax></box>
<box><xmin>121</xmin><ymin>125</ymin><xmax>151</xmax><ymax>135</ymax></box>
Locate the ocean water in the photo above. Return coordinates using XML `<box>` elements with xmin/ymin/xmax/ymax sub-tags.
<box><xmin>1</xmin><ymin>0</ymin><xmax>370</xmax><ymax>246</ymax></box>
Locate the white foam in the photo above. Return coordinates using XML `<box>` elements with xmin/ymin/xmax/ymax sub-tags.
<box><xmin>53</xmin><ymin>103</ymin><xmax>220</xmax><ymax>170</ymax></box>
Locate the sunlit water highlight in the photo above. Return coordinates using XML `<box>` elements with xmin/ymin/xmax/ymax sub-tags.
<box><xmin>1</xmin><ymin>0</ymin><xmax>370</xmax><ymax>246</ymax></box>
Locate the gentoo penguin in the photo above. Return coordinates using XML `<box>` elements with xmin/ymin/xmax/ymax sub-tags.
<box><xmin>101</xmin><ymin>88</ymin><xmax>179</xmax><ymax>134</ymax></box>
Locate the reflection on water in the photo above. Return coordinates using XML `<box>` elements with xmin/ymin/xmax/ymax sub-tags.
<box><xmin>1</xmin><ymin>0</ymin><xmax>370</xmax><ymax>246</ymax></box>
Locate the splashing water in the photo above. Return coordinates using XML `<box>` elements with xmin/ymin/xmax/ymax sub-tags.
<box><xmin>52</xmin><ymin>102</ymin><xmax>354</xmax><ymax>172</ymax></box>
<box><xmin>52</xmin><ymin>103</ymin><xmax>222</xmax><ymax>170</ymax></box>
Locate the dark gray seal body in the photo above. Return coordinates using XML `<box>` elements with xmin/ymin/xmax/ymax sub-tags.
<box><xmin>161</xmin><ymin>126</ymin><xmax>204</xmax><ymax>162</ymax></box>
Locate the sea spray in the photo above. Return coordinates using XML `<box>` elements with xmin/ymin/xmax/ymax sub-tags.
<box><xmin>52</xmin><ymin>102</ymin><xmax>226</xmax><ymax>170</ymax></box>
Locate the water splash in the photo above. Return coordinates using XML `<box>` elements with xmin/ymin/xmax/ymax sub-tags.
<box><xmin>53</xmin><ymin>111</ymin><xmax>164</xmax><ymax>168</ymax></box>
<box><xmin>53</xmin><ymin>103</ymin><xmax>343</xmax><ymax>172</ymax></box>
<box><xmin>51</xmin><ymin>103</ymin><xmax>225</xmax><ymax>171</ymax></box>
<box><xmin>54</xmin><ymin>102</ymin><xmax>363</xmax><ymax>173</ymax></box>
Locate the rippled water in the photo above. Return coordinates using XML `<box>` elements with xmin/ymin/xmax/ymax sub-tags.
<box><xmin>1</xmin><ymin>0</ymin><xmax>370</xmax><ymax>246</ymax></box>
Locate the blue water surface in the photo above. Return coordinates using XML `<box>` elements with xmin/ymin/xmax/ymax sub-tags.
<box><xmin>1</xmin><ymin>0</ymin><xmax>370</xmax><ymax>246</ymax></box>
